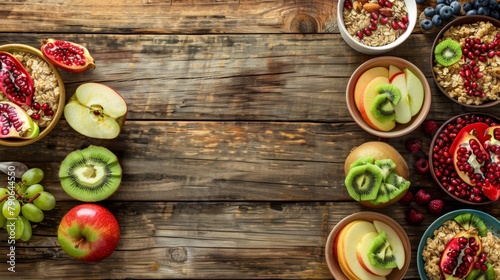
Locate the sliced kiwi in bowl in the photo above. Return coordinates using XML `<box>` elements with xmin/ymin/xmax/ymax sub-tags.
<box><xmin>434</xmin><ymin>38</ymin><xmax>462</xmax><ymax>67</ymax></box>
<box><xmin>59</xmin><ymin>145</ymin><xmax>122</xmax><ymax>202</ymax></box>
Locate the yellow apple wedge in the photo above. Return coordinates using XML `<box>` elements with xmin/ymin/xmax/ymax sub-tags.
<box><xmin>373</xmin><ymin>220</ymin><xmax>405</xmax><ymax>270</ymax></box>
<box><xmin>354</xmin><ymin>67</ymin><xmax>389</xmax><ymax>110</ymax></box>
<box><xmin>336</xmin><ymin>221</ymin><xmax>361</xmax><ymax>280</ymax></box>
<box><xmin>358</xmin><ymin>76</ymin><xmax>395</xmax><ymax>132</ymax></box>
<box><xmin>356</xmin><ymin>231</ymin><xmax>393</xmax><ymax>277</ymax></box>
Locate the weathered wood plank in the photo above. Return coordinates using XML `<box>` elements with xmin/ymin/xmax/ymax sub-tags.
<box><xmin>0</xmin><ymin>201</ymin><xmax>496</xmax><ymax>279</ymax></box>
<box><xmin>0</xmin><ymin>33</ymin><xmax>496</xmax><ymax>122</ymax></box>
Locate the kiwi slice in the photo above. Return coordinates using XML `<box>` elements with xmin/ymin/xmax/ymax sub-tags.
<box><xmin>453</xmin><ymin>213</ymin><xmax>488</xmax><ymax>237</ymax></box>
<box><xmin>370</xmin><ymin>93</ymin><xmax>397</xmax><ymax>123</ymax></box>
<box><xmin>376</xmin><ymin>84</ymin><xmax>401</xmax><ymax>105</ymax></box>
<box><xmin>370</xmin><ymin>171</ymin><xmax>410</xmax><ymax>204</ymax></box>
<box><xmin>349</xmin><ymin>156</ymin><xmax>375</xmax><ymax>170</ymax></box>
<box><xmin>344</xmin><ymin>164</ymin><xmax>383</xmax><ymax>201</ymax></box>
<box><xmin>434</xmin><ymin>38</ymin><xmax>462</xmax><ymax>67</ymax></box>
<box><xmin>375</xmin><ymin>159</ymin><xmax>396</xmax><ymax>180</ymax></box>
<box><xmin>368</xmin><ymin>230</ymin><xmax>397</xmax><ymax>269</ymax></box>
<box><xmin>59</xmin><ymin>145</ymin><xmax>122</xmax><ymax>202</ymax></box>
<box><xmin>465</xmin><ymin>263</ymin><xmax>496</xmax><ymax>280</ymax></box>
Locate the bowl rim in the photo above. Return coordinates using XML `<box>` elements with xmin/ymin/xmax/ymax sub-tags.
<box><xmin>337</xmin><ymin>0</ymin><xmax>417</xmax><ymax>53</ymax></box>
<box><xmin>325</xmin><ymin>211</ymin><xmax>411</xmax><ymax>280</ymax></box>
<box><xmin>416</xmin><ymin>208</ymin><xmax>500</xmax><ymax>280</ymax></box>
<box><xmin>430</xmin><ymin>15</ymin><xmax>500</xmax><ymax>108</ymax></box>
<box><xmin>428</xmin><ymin>112</ymin><xmax>500</xmax><ymax>205</ymax></box>
<box><xmin>346</xmin><ymin>56</ymin><xmax>431</xmax><ymax>138</ymax></box>
<box><xmin>0</xmin><ymin>43</ymin><xmax>66</xmax><ymax>147</ymax></box>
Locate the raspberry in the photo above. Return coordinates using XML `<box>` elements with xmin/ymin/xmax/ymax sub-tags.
<box><xmin>427</xmin><ymin>199</ymin><xmax>444</xmax><ymax>215</ymax></box>
<box><xmin>415</xmin><ymin>189</ymin><xmax>432</xmax><ymax>205</ymax></box>
<box><xmin>406</xmin><ymin>138</ymin><xmax>423</xmax><ymax>153</ymax></box>
<box><xmin>422</xmin><ymin>120</ymin><xmax>439</xmax><ymax>136</ymax></box>
<box><xmin>406</xmin><ymin>208</ymin><xmax>424</xmax><ymax>225</ymax></box>
<box><xmin>415</xmin><ymin>157</ymin><xmax>430</xmax><ymax>174</ymax></box>
<box><xmin>399</xmin><ymin>191</ymin><xmax>414</xmax><ymax>205</ymax></box>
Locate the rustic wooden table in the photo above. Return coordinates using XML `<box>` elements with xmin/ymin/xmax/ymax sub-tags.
<box><xmin>0</xmin><ymin>1</ymin><xmax>499</xmax><ymax>279</ymax></box>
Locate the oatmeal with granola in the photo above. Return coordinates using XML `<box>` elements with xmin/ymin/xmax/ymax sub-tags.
<box><xmin>421</xmin><ymin>213</ymin><xmax>499</xmax><ymax>280</ymax></box>
<box><xmin>342</xmin><ymin>0</ymin><xmax>410</xmax><ymax>47</ymax></box>
<box><xmin>433</xmin><ymin>21</ymin><xmax>500</xmax><ymax>105</ymax></box>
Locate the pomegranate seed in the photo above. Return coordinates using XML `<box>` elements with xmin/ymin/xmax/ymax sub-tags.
<box><xmin>41</xmin><ymin>102</ymin><xmax>50</xmax><ymax>111</ymax></box>
<box><xmin>391</xmin><ymin>21</ymin><xmax>399</xmax><ymax>30</ymax></box>
<box><xmin>31</xmin><ymin>113</ymin><xmax>40</xmax><ymax>120</ymax></box>
<box><xmin>32</xmin><ymin>102</ymin><xmax>41</xmax><ymax>110</ymax></box>
<box><xmin>380</xmin><ymin>17</ymin><xmax>389</xmax><ymax>24</ymax></box>
<box><xmin>44</xmin><ymin>109</ymin><xmax>54</xmax><ymax>116</ymax></box>
<box><xmin>363</xmin><ymin>28</ymin><xmax>372</xmax><ymax>36</ymax></box>
<box><xmin>402</xmin><ymin>15</ymin><xmax>408</xmax><ymax>23</ymax></box>
<box><xmin>385</xmin><ymin>1</ymin><xmax>392</xmax><ymax>7</ymax></box>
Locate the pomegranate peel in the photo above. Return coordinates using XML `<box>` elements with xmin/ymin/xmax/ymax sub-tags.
<box><xmin>439</xmin><ymin>229</ymin><xmax>482</xmax><ymax>280</ymax></box>
<box><xmin>0</xmin><ymin>101</ymin><xmax>39</xmax><ymax>139</ymax></box>
<box><xmin>41</xmin><ymin>39</ymin><xmax>95</xmax><ymax>73</ymax></box>
<box><xmin>0</xmin><ymin>51</ymin><xmax>35</xmax><ymax>107</ymax></box>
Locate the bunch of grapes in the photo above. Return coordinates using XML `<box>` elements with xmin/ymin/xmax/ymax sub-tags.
<box><xmin>0</xmin><ymin>168</ymin><xmax>56</xmax><ymax>241</ymax></box>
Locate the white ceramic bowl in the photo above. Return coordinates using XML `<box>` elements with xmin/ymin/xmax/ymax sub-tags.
<box><xmin>337</xmin><ymin>0</ymin><xmax>417</xmax><ymax>55</ymax></box>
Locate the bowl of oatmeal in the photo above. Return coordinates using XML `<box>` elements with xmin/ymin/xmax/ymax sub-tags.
<box><xmin>417</xmin><ymin>209</ymin><xmax>500</xmax><ymax>280</ymax></box>
<box><xmin>337</xmin><ymin>0</ymin><xmax>417</xmax><ymax>55</ymax></box>
<box><xmin>431</xmin><ymin>15</ymin><xmax>500</xmax><ymax>108</ymax></box>
<box><xmin>0</xmin><ymin>44</ymin><xmax>65</xmax><ymax>146</ymax></box>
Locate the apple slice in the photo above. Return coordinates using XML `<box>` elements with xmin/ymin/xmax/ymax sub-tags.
<box><xmin>335</xmin><ymin>221</ymin><xmax>362</xmax><ymax>280</ymax></box>
<box><xmin>358</xmin><ymin>76</ymin><xmax>396</xmax><ymax>132</ymax></box>
<box><xmin>388</xmin><ymin>65</ymin><xmax>403</xmax><ymax>81</ymax></box>
<box><xmin>354</xmin><ymin>67</ymin><xmax>389</xmax><ymax>110</ymax></box>
<box><xmin>390</xmin><ymin>72</ymin><xmax>412</xmax><ymax>124</ymax></box>
<box><xmin>357</xmin><ymin>231</ymin><xmax>393</xmax><ymax>277</ymax></box>
<box><xmin>373</xmin><ymin>220</ymin><xmax>405</xmax><ymax>270</ymax></box>
<box><xmin>64</xmin><ymin>83</ymin><xmax>128</xmax><ymax>139</ymax></box>
<box><xmin>341</xmin><ymin>220</ymin><xmax>386</xmax><ymax>280</ymax></box>
<box><xmin>404</xmin><ymin>68</ymin><xmax>424</xmax><ymax>117</ymax></box>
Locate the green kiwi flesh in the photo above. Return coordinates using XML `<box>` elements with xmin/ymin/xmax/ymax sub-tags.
<box><xmin>376</xmin><ymin>84</ymin><xmax>401</xmax><ymax>105</ymax></box>
<box><xmin>344</xmin><ymin>164</ymin><xmax>383</xmax><ymax>201</ymax></box>
<box><xmin>465</xmin><ymin>263</ymin><xmax>496</xmax><ymax>280</ymax></box>
<box><xmin>370</xmin><ymin>93</ymin><xmax>396</xmax><ymax>122</ymax></box>
<box><xmin>59</xmin><ymin>145</ymin><xmax>122</xmax><ymax>202</ymax></box>
<box><xmin>368</xmin><ymin>230</ymin><xmax>397</xmax><ymax>269</ymax></box>
<box><xmin>453</xmin><ymin>213</ymin><xmax>488</xmax><ymax>237</ymax></box>
<box><xmin>434</xmin><ymin>38</ymin><xmax>462</xmax><ymax>67</ymax></box>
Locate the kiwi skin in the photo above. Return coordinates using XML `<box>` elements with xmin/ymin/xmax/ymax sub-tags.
<box><xmin>344</xmin><ymin>141</ymin><xmax>410</xmax><ymax>208</ymax></box>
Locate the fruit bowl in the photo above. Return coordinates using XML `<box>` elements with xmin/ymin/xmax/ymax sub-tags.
<box><xmin>346</xmin><ymin>56</ymin><xmax>431</xmax><ymax>138</ymax></box>
<box><xmin>337</xmin><ymin>0</ymin><xmax>417</xmax><ymax>55</ymax></box>
<box><xmin>429</xmin><ymin>113</ymin><xmax>500</xmax><ymax>204</ymax></box>
<box><xmin>417</xmin><ymin>209</ymin><xmax>500</xmax><ymax>280</ymax></box>
<box><xmin>431</xmin><ymin>15</ymin><xmax>500</xmax><ymax>108</ymax></box>
<box><xmin>0</xmin><ymin>44</ymin><xmax>65</xmax><ymax>146</ymax></box>
<box><xmin>325</xmin><ymin>211</ymin><xmax>411</xmax><ymax>280</ymax></box>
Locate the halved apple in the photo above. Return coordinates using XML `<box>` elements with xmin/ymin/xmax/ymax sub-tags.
<box><xmin>405</xmin><ymin>68</ymin><xmax>424</xmax><ymax>117</ymax></box>
<box><xmin>64</xmin><ymin>83</ymin><xmax>127</xmax><ymax>139</ymax></box>
<box><xmin>354</xmin><ymin>67</ymin><xmax>389</xmax><ymax>110</ymax></box>
<box><xmin>373</xmin><ymin>220</ymin><xmax>405</xmax><ymax>270</ymax></box>
<box><xmin>358</xmin><ymin>76</ymin><xmax>396</xmax><ymax>132</ymax></box>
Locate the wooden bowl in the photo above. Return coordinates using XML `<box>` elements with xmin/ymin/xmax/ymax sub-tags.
<box><xmin>346</xmin><ymin>56</ymin><xmax>431</xmax><ymax>138</ymax></box>
<box><xmin>431</xmin><ymin>15</ymin><xmax>500</xmax><ymax>108</ymax></box>
<box><xmin>0</xmin><ymin>44</ymin><xmax>65</xmax><ymax>146</ymax></box>
<box><xmin>325</xmin><ymin>211</ymin><xmax>411</xmax><ymax>280</ymax></box>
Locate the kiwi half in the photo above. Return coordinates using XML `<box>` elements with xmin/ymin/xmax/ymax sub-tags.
<box><xmin>434</xmin><ymin>38</ymin><xmax>462</xmax><ymax>67</ymax></box>
<box><xmin>59</xmin><ymin>145</ymin><xmax>122</xmax><ymax>202</ymax></box>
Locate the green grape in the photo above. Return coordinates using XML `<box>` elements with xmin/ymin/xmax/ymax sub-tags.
<box><xmin>21</xmin><ymin>203</ymin><xmax>44</xmax><ymax>223</ymax></box>
<box><xmin>0</xmin><ymin>213</ymin><xmax>6</xmax><ymax>228</ymax></box>
<box><xmin>19</xmin><ymin>216</ymin><xmax>32</xmax><ymax>242</ymax></box>
<box><xmin>0</xmin><ymin>187</ymin><xmax>9</xmax><ymax>211</ymax></box>
<box><xmin>33</xmin><ymin>191</ymin><xmax>56</xmax><ymax>211</ymax></box>
<box><xmin>24</xmin><ymin>184</ymin><xmax>44</xmax><ymax>199</ymax></box>
<box><xmin>21</xmin><ymin>168</ymin><xmax>44</xmax><ymax>186</ymax></box>
<box><xmin>15</xmin><ymin>182</ymin><xmax>28</xmax><ymax>196</ymax></box>
<box><xmin>2</xmin><ymin>199</ymin><xmax>21</xmax><ymax>219</ymax></box>
<box><xmin>6</xmin><ymin>216</ymin><xmax>24</xmax><ymax>240</ymax></box>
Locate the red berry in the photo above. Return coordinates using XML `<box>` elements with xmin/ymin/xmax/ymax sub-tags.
<box><xmin>407</xmin><ymin>208</ymin><xmax>424</xmax><ymax>225</ymax></box>
<box><xmin>415</xmin><ymin>189</ymin><xmax>432</xmax><ymax>205</ymax></box>
<box><xmin>399</xmin><ymin>191</ymin><xmax>414</xmax><ymax>205</ymax></box>
<box><xmin>406</xmin><ymin>138</ymin><xmax>423</xmax><ymax>153</ymax></box>
<box><xmin>415</xmin><ymin>157</ymin><xmax>430</xmax><ymax>174</ymax></box>
<box><xmin>422</xmin><ymin>120</ymin><xmax>439</xmax><ymax>136</ymax></box>
<box><xmin>427</xmin><ymin>199</ymin><xmax>444</xmax><ymax>215</ymax></box>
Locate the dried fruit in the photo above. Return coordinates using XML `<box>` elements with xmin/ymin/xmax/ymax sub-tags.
<box><xmin>415</xmin><ymin>189</ymin><xmax>431</xmax><ymax>205</ymax></box>
<box><xmin>363</xmin><ymin>3</ymin><xmax>381</xmax><ymax>13</ymax></box>
<box><xmin>406</xmin><ymin>208</ymin><xmax>424</xmax><ymax>225</ymax></box>
<box><xmin>427</xmin><ymin>199</ymin><xmax>444</xmax><ymax>215</ymax></box>
<box><xmin>0</xmin><ymin>101</ymin><xmax>39</xmax><ymax>139</ymax></box>
<box><xmin>0</xmin><ymin>51</ymin><xmax>34</xmax><ymax>107</ymax></box>
<box><xmin>41</xmin><ymin>39</ymin><xmax>95</xmax><ymax>73</ymax></box>
<box><xmin>440</xmin><ymin>229</ymin><xmax>482</xmax><ymax>279</ymax></box>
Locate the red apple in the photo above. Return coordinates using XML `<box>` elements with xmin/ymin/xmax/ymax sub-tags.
<box><xmin>58</xmin><ymin>203</ymin><xmax>120</xmax><ymax>262</ymax></box>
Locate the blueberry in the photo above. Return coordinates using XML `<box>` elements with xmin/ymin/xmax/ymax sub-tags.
<box><xmin>436</xmin><ymin>0</ymin><xmax>446</xmax><ymax>4</ymax></box>
<box><xmin>432</xmin><ymin>14</ymin><xmax>443</xmax><ymax>26</ymax></box>
<box><xmin>416</xmin><ymin>0</ymin><xmax>426</xmax><ymax>4</ymax></box>
<box><xmin>440</xmin><ymin>6</ymin><xmax>454</xmax><ymax>19</ymax></box>
<box><xmin>463</xmin><ymin>2</ymin><xmax>473</xmax><ymax>11</ymax></box>
<box><xmin>478</xmin><ymin>6</ymin><xmax>490</xmax><ymax>14</ymax></box>
<box><xmin>424</xmin><ymin>6</ymin><xmax>436</xmax><ymax>17</ymax></box>
<box><xmin>488</xmin><ymin>0</ymin><xmax>498</xmax><ymax>9</ymax></box>
<box><xmin>491</xmin><ymin>10</ymin><xmax>500</xmax><ymax>18</ymax></box>
<box><xmin>435</xmin><ymin>3</ymin><xmax>446</xmax><ymax>14</ymax></box>
<box><xmin>466</xmin><ymin>9</ymin><xmax>478</xmax><ymax>15</ymax></box>
<box><xmin>477</xmin><ymin>0</ymin><xmax>489</xmax><ymax>6</ymax></box>
<box><xmin>450</xmin><ymin>1</ymin><xmax>462</xmax><ymax>14</ymax></box>
<box><xmin>421</xmin><ymin>19</ymin><xmax>433</xmax><ymax>30</ymax></box>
